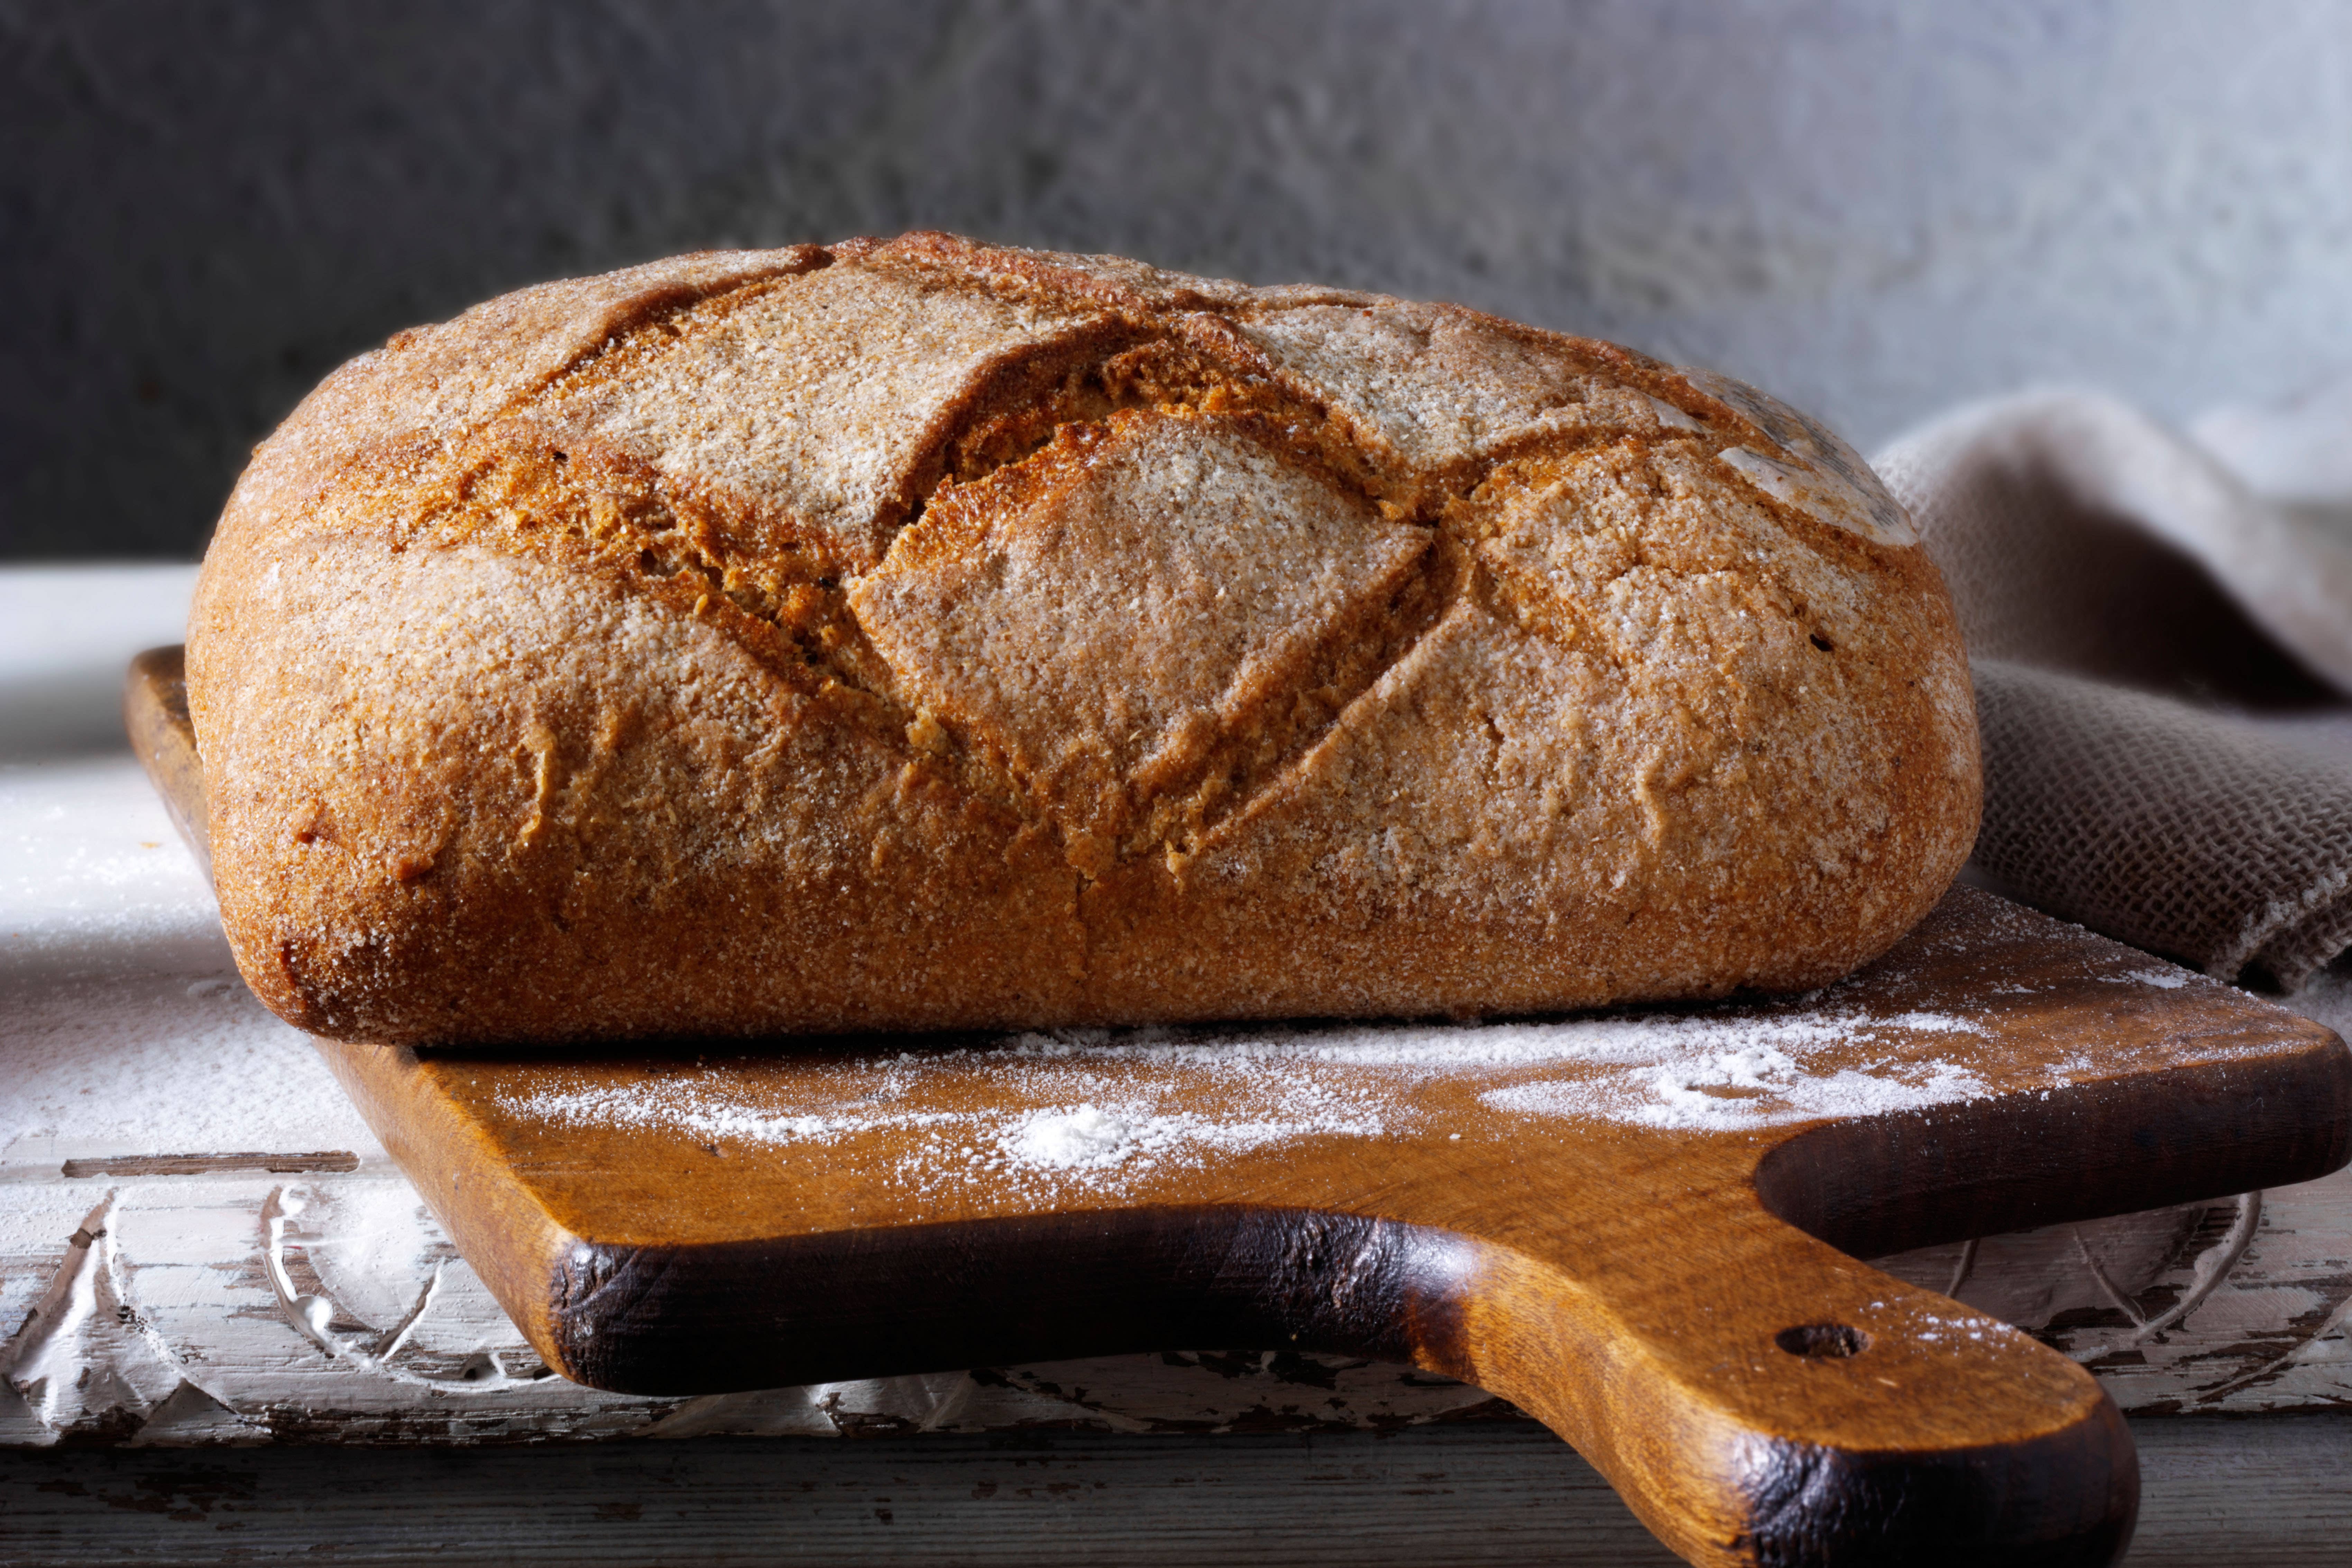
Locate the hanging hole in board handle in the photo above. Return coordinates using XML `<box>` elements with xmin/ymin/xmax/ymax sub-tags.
<box><xmin>1775</xmin><ymin>1323</ymin><xmax>1870</xmax><ymax>1358</ymax></box>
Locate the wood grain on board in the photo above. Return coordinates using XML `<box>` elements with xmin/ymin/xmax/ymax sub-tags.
<box><xmin>118</xmin><ymin>647</ymin><xmax>2352</xmax><ymax>1568</ymax></box>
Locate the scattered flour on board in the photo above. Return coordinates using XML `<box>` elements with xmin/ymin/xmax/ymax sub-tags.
<box><xmin>1002</xmin><ymin>1105</ymin><xmax>1337</xmax><ymax>1171</ymax></box>
<box><xmin>499</xmin><ymin>1005</ymin><xmax>2002</xmax><ymax>1192</ymax></box>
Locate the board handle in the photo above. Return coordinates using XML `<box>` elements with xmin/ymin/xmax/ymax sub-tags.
<box><xmin>1211</xmin><ymin>1194</ymin><xmax>2137</xmax><ymax>1564</ymax></box>
<box><xmin>1413</xmin><ymin>1204</ymin><xmax>2135</xmax><ymax>1567</ymax></box>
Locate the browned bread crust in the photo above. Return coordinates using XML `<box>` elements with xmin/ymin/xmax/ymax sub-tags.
<box><xmin>188</xmin><ymin>233</ymin><xmax>1979</xmax><ymax>1045</ymax></box>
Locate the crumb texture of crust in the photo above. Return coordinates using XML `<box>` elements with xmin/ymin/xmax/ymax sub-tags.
<box><xmin>187</xmin><ymin>231</ymin><xmax>1980</xmax><ymax>1044</ymax></box>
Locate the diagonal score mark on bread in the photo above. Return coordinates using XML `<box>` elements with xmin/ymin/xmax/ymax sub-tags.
<box><xmin>855</xmin><ymin>408</ymin><xmax>1440</xmax><ymax>879</ymax></box>
<box><xmin>189</xmin><ymin>231</ymin><xmax>1979</xmax><ymax>1043</ymax></box>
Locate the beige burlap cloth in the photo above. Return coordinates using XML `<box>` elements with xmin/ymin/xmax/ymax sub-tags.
<box><xmin>1874</xmin><ymin>390</ymin><xmax>2352</xmax><ymax>990</ymax></box>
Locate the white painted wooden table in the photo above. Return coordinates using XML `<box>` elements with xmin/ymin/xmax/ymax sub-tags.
<box><xmin>4</xmin><ymin>566</ymin><xmax>2348</xmax><ymax>1563</ymax></box>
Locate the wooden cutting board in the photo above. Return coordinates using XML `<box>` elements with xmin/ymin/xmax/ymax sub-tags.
<box><xmin>128</xmin><ymin>647</ymin><xmax>2350</xmax><ymax>1568</ymax></box>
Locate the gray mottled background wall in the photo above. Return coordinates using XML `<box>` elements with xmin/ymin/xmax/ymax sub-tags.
<box><xmin>6</xmin><ymin>0</ymin><xmax>2352</xmax><ymax>558</ymax></box>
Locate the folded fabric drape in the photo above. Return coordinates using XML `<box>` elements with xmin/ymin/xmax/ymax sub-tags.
<box><xmin>1875</xmin><ymin>391</ymin><xmax>2352</xmax><ymax>989</ymax></box>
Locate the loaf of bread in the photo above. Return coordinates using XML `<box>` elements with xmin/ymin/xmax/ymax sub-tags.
<box><xmin>188</xmin><ymin>232</ymin><xmax>1978</xmax><ymax>1046</ymax></box>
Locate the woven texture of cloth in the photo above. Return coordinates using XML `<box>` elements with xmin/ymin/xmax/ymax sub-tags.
<box><xmin>1875</xmin><ymin>391</ymin><xmax>2352</xmax><ymax>989</ymax></box>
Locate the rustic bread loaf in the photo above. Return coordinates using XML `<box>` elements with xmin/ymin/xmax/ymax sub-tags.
<box><xmin>188</xmin><ymin>232</ymin><xmax>1979</xmax><ymax>1045</ymax></box>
